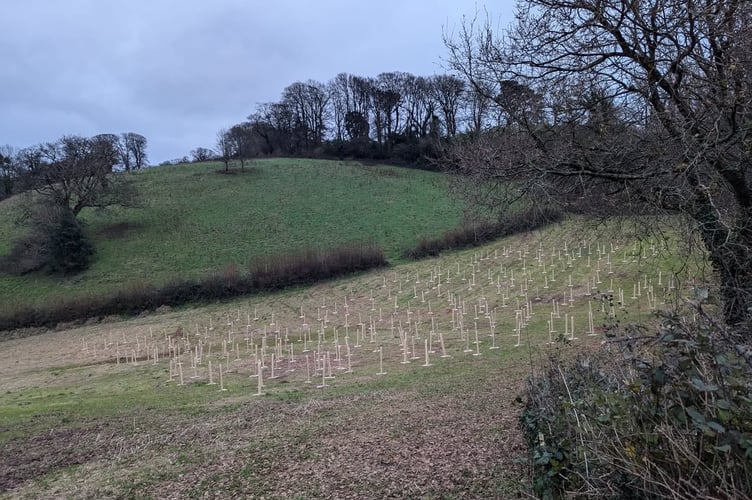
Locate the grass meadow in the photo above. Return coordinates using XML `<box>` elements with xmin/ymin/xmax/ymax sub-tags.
<box><xmin>0</xmin><ymin>159</ymin><xmax>463</xmax><ymax>307</ymax></box>
<box><xmin>0</xmin><ymin>218</ymin><xmax>708</xmax><ymax>498</ymax></box>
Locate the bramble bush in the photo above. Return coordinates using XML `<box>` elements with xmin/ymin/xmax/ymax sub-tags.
<box><xmin>522</xmin><ymin>296</ymin><xmax>752</xmax><ymax>499</ymax></box>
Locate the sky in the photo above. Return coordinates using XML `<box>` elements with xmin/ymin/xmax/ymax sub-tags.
<box><xmin>0</xmin><ymin>0</ymin><xmax>515</xmax><ymax>164</ymax></box>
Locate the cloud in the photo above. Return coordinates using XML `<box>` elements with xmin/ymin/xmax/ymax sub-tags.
<box><xmin>0</xmin><ymin>0</ymin><xmax>509</xmax><ymax>162</ymax></box>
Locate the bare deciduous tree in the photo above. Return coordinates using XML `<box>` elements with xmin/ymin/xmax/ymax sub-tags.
<box><xmin>328</xmin><ymin>73</ymin><xmax>350</xmax><ymax>142</ymax></box>
<box><xmin>0</xmin><ymin>145</ymin><xmax>16</xmax><ymax>198</ymax></box>
<box><xmin>247</xmin><ymin>102</ymin><xmax>294</xmax><ymax>155</ymax></box>
<box><xmin>190</xmin><ymin>147</ymin><xmax>216</xmax><ymax>163</ymax></box>
<box><xmin>21</xmin><ymin>135</ymin><xmax>136</xmax><ymax>216</ymax></box>
<box><xmin>282</xmin><ymin>80</ymin><xmax>330</xmax><ymax>152</ymax></box>
<box><xmin>117</xmin><ymin>132</ymin><xmax>148</xmax><ymax>171</ymax></box>
<box><xmin>227</xmin><ymin>122</ymin><xmax>254</xmax><ymax>170</ymax></box>
<box><xmin>445</xmin><ymin>1</ymin><xmax>752</xmax><ymax>327</ymax></box>
<box><xmin>215</xmin><ymin>128</ymin><xmax>233</xmax><ymax>172</ymax></box>
<box><xmin>430</xmin><ymin>74</ymin><xmax>465</xmax><ymax>137</ymax></box>
<box><xmin>123</xmin><ymin>132</ymin><xmax>148</xmax><ymax>170</ymax></box>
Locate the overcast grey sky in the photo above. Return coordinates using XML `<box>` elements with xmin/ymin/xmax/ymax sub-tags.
<box><xmin>1</xmin><ymin>1</ymin><xmax>513</xmax><ymax>163</ymax></box>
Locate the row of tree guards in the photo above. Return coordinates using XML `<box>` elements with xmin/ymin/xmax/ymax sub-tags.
<box><xmin>79</xmin><ymin>234</ymin><xmax>698</xmax><ymax>394</ymax></box>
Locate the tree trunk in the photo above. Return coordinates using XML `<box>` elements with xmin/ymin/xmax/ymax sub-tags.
<box><xmin>716</xmin><ymin>255</ymin><xmax>752</xmax><ymax>327</ymax></box>
<box><xmin>696</xmin><ymin>202</ymin><xmax>752</xmax><ymax>327</ymax></box>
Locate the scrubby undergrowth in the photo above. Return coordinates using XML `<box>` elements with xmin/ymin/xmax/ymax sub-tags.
<box><xmin>522</xmin><ymin>300</ymin><xmax>752</xmax><ymax>499</ymax></box>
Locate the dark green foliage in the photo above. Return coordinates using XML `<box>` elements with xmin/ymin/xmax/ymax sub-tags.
<box><xmin>390</xmin><ymin>137</ymin><xmax>441</xmax><ymax>168</ymax></box>
<box><xmin>319</xmin><ymin>137</ymin><xmax>441</xmax><ymax>171</ymax></box>
<box><xmin>320</xmin><ymin>138</ymin><xmax>388</xmax><ymax>162</ymax></box>
<box><xmin>0</xmin><ymin>203</ymin><xmax>93</xmax><ymax>276</ymax></box>
<box><xmin>344</xmin><ymin>111</ymin><xmax>370</xmax><ymax>140</ymax></box>
<box><xmin>0</xmin><ymin>243</ymin><xmax>386</xmax><ymax>331</ymax></box>
<box><xmin>0</xmin><ymin>151</ymin><xmax>13</xmax><ymax>199</ymax></box>
<box><xmin>45</xmin><ymin>206</ymin><xmax>94</xmax><ymax>274</ymax></box>
<box><xmin>521</xmin><ymin>303</ymin><xmax>752</xmax><ymax>499</ymax></box>
<box><xmin>404</xmin><ymin>207</ymin><xmax>563</xmax><ymax>259</ymax></box>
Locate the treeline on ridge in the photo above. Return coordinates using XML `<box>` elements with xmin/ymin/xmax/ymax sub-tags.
<box><xmin>187</xmin><ymin>72</ymin><xmax>474</xmax><ymax>170</ymax></box>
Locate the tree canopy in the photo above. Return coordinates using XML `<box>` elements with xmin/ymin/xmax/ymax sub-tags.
<box><xmin>444</xmin><ymin>0</ymin><xmax>752</xmax><ymax>327</ymax></box>
<box><xmin>16</xmin><ymin>134</ymin><xmax>138</xmax><ymax>216</ymax></box>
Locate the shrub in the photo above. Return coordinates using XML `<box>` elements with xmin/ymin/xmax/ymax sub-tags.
<box><xmin>249</xmin><ymin>243</ymin><xmax>387</xmax><ymax>290</ymax></box>
<box><xmin>0</xmin><ymin>230</ymin><xmax>48</xmax><ymax>275</ymax></box>
<box><xmin>404</xmin><ymin>207</ymin><xmax>563</xmax><ymax>259</ymax></box>
<box><xmin>0</xmin><ymin>203</ymin><xmax>93</xmax><ymax>275</ymax></box>
<box><xmin>521</xmin><ymin>300</ymin><xmax>752</xmax><ymax>499</ymax></box>
<box><xmin>45</xmin><ymin>207</ymin><xmax>94</xmax><ymax>274</ymax></box>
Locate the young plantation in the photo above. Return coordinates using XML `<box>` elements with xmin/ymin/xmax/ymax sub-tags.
<box><xmin>0</xmin><ymin>220</ymin><xmax>703</xmax><ymax>498</ymax></box>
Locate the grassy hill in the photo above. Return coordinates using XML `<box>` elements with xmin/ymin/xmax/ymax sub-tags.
<box><xmin>0</xmin><ymin>219</ymin><xmax>702</xmax><ymax>497</ymax></box>
<box><xmin>0</xmin><ymin>159</ymin><xmax>464</xmax><ymax>307</ymax></box>
<box><xmin>0</xmin><ymin>159</ymin><xmax>737</xmax><ymax>498</ymax></box>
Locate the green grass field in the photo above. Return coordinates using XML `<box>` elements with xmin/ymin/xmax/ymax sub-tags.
<box><xmin>0</xmin><ymin>159</ymin><xmax>464</xmax><ymax>306</ymax></box>
<box><xmin>0</xmin><ymin>157</ymin><xmax>716</xmax><ymax>497</ymax></box>
<box><xmin>0</xmin><ymin>218</ymin><xmax>707</xmax><ymax>497</ymax></box>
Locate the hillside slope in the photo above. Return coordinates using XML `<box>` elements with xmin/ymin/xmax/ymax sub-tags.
<box><xmin>0</xmin><ymin>219</ymin><xmax>700</xmax><ymax>497</ymax></box>
<box><xmin>0</xmin><ymin>159</ymin><xmax>463</xmax><ymax>306</ymax></box>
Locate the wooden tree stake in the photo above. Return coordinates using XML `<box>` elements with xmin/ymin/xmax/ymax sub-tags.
<box><xmin>377</xmin><ymin>346</ymin><xmax>387</xmax><ymax>375</ymax></box>
<box><xmin>218</xmin><ymin>363</ymin><xmax>227</xmax><ymax>391</ymax></box>
<box><xmin>305</xmin><ymin>355</ymin><xmax>312</xmax><ymax>383</ymax></box>
<box><xmin>422</xmin><ymin>339</ymin><xmax>432</xmax><ymax>367</ymax></box>
<box><xmin>439</xmin><ymin>331</ymin><xmax>451</xmax><ymax>358</ymax></box>
<box><xmin>255</xmin><ymin>359</ymin><xmax>264</xmax><ymax>396</ymax></box>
